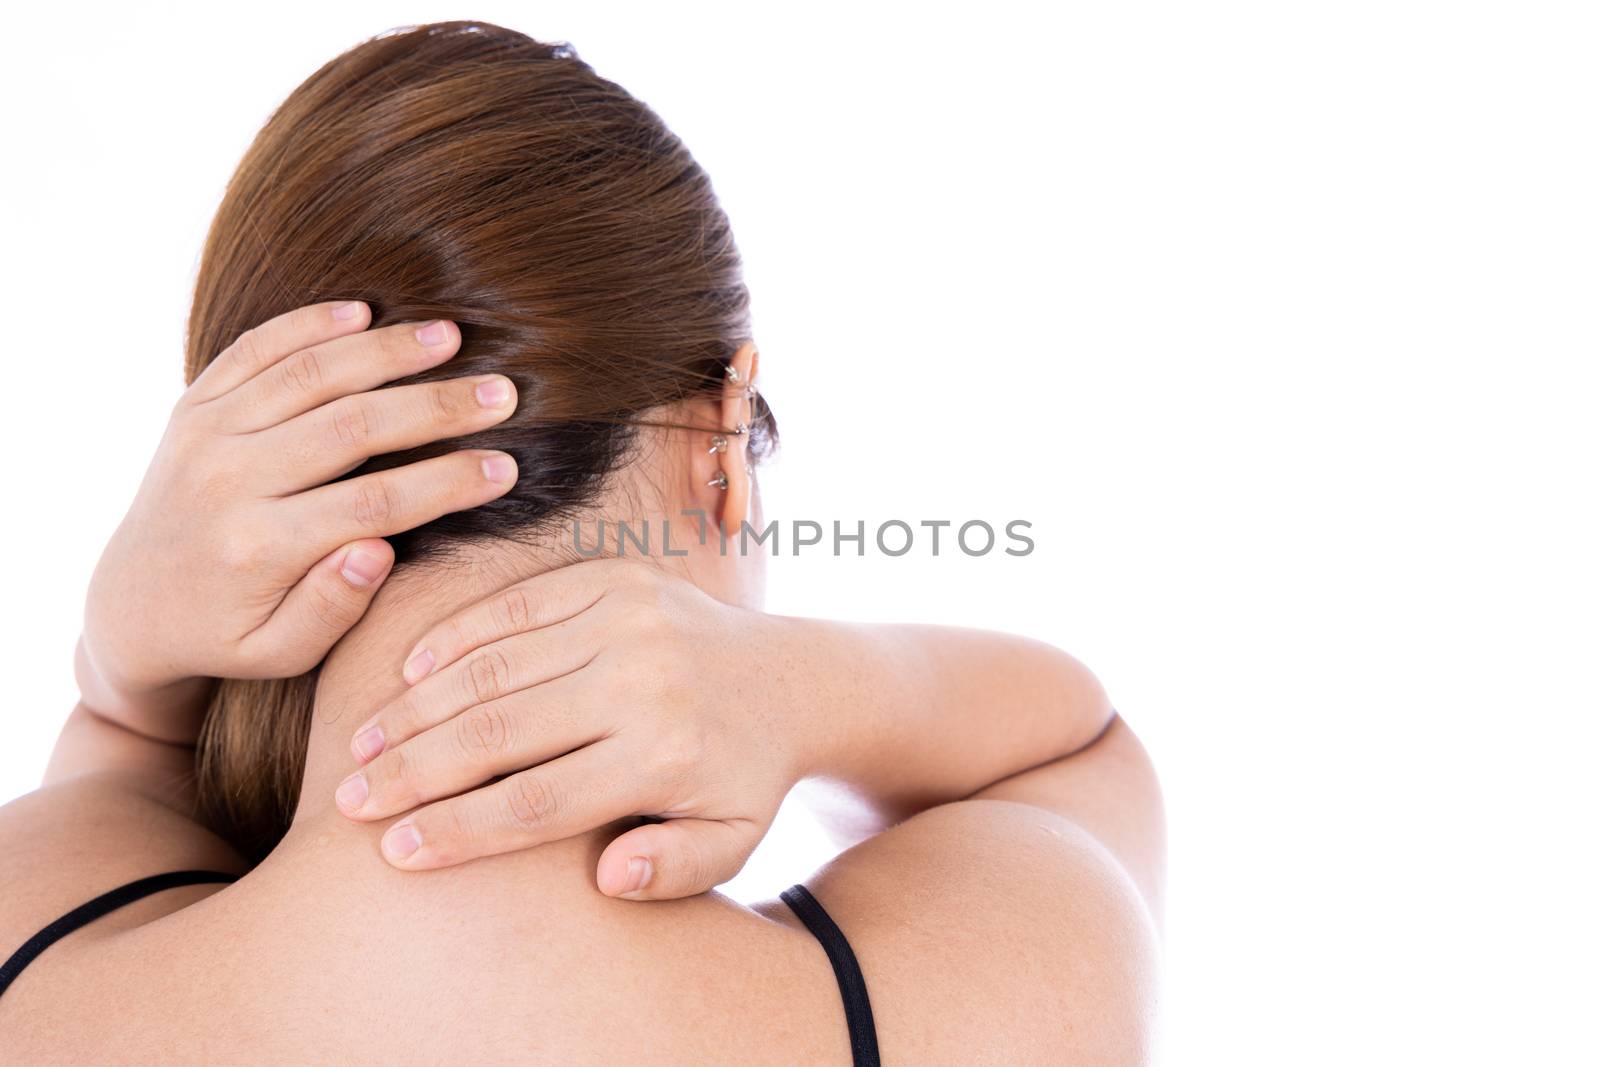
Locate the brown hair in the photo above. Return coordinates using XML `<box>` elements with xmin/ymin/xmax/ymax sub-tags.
<box><xmin>185</xmin><ymin>21</ymin><xmax>774</xmax><ymax>860</ymax></box>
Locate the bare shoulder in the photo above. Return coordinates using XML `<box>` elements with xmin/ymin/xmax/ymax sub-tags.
<box><xmin>0</xmin><ymin>775</ymin><xmax>241</xmax><ymax>959</ymax></box>
<box><xmin>0</xmin><ymin>773</ymin><xmax>243</xmax><ymax>1057</ymax></box>
<box><xmin>766</xmin><ymin>724</ymin><xmax>1165</xmax><ymax>1064</ymax></box>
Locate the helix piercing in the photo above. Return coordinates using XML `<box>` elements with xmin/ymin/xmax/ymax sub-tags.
<box><xmin>708</xmin><ymin>471</ymin><xmax>729</xmax><ymax>490</ymax></box>
<box><xmin>724</xmin><ymin>365</ymin><xmax>742</xmax><ymax>384</ymax></box>
<box><xmin>709</xmin><ymin>435</ymin><xmax>729</xmax><ymax>454</ymax></box>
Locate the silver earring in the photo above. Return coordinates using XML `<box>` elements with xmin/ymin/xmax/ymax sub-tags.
<box><xmin>735</xmin><ymin>421</ymin><xmax>749</xmax><ymax>436</ymax></box>
<box><xmin>708</xmin><ymin>471</ymin><xmax>729</xmax><ymax>490</ymax></box>
<box><xmin>708</xmin><ymin>434</ymin><xmax>728</xmax><ymax>454</ymax></box>
<box><xmin>724</xmin><ymin>365</ymin><xmax>742</xmax><ymax>384</ymax></box>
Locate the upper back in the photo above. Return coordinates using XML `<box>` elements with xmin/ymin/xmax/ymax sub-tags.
<box><xmin>0</xmin><ymin>725</ymin><xmax>1160</xmax><ymax>1065</ymax></box>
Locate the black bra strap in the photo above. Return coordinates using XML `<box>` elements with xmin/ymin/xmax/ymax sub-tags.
<box><xmin>0</xmin><ymin>869</ymin><xmax>238</xmax><ymax>999</ymax></box>
<box><xmin>780</xmin><ymin>883</ymin><xmax>881</xmax><ymax>1067</ymax></box>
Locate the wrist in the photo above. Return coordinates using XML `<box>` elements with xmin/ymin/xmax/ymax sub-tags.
<box><xmin>77</xmin><ymin>630</ymin><xmax>156</xmax><ymax>694</ymax></box>
<box><xmin>751</xmin><ymin>614</ymin><xmax>867</xmax><ymax>786</ymax></box>
<box><xmin>74</xmin><ymin>634</ymin><xmax>211</xmax><ymax>743</ymax></box>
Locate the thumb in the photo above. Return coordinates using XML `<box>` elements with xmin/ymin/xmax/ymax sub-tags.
<box><xmin>597</xmin><ymin>817</ymin><xmax>766</xmax><ymax>901</ymax></box>
<box><xmin>245</xmin><ymin>539</ymin><xmax>395</xmax><ymax>673</ymax></box>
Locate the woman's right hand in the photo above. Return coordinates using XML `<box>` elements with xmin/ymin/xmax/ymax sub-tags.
<box><xmin>78</xmin><ymin>301</ymin><xmax>521</xmax><ymax>740</ymax></box>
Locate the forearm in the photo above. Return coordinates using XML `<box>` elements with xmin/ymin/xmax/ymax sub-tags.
<box><xmin>67</xmin><ymin>596</ymin><xmax>214</xmax><ymax>812</ymax></box>
<box><xmin>44</xmin><ymin>702</ymin><xmax>201</xmax><ymax>815</ymax></box>
<box><xmin>777</xmin><ymin>618</ymin><xmax>1114</xmax><ymax>837</ymax></box>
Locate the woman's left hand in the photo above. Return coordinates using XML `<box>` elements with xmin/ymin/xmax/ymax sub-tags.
<box><xmin>335</xmin><ymin>559</ymin><xmax>802</xmax><ymax>900</ymax></box>
<box><xmin>77</xmin><ymin>303</ymin><xmax>522</xmax><ymax>740</ymax></box>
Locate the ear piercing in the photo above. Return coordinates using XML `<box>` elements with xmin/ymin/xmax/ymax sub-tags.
<box><xmin>708</xmin><ymin>422</ymin><xmax>749</xmax><ymax>454</ymax></box>
<box><xmin>724</xmin><ymin>365</ymin><xmax>742</xmax><ymax>384</ymax></box>
<box><xmin>708</xmin><ymin>408</ymin><xmax>752</xmax><ymax>479</ymax></box>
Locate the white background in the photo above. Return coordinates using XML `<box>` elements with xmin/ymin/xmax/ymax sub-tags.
<box><xmin>2</xmin><ymin>3</ymin><xmax>1596</xmax><ymax>1063</ymax></box>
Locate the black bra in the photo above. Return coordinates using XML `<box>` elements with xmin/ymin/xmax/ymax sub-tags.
<box><xmin>0</xmin><ymin>872</ymin><xmax>880</xmax><ymax>1067</ymax></box>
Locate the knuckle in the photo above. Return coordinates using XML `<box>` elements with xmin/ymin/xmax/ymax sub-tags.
<box><xmin>171</xmin><ymin>383</ymin><xmax>204</xmax><ymax>415</ymax></box>
<box><xmin>280</xmin><ymin>348</ymin><xmax>325</xmax><ymax>394</ymax></box>
<box><xmin>637</xmin><ymin>562</ymin><xmax>669</xmax><ymax>587</ymax></box>
<box><xmin>455</xmin><ymin>702</ymin><xmax>513</xmax><ymax>759</ymax></box>
<box><xmin>329</xmin><ymin>399</ymin><xmax>373</xmax><ymax>449</ymax></box>
<box><xmin>429</xmin><ymin>381</ymin><xmax>464</xmax><ymax>422</ymax></box>
<box><xmin>388</xmin><ymin>689</ymin><xmax>424</xmax><ymax>737</ymax></box>
<box><xmin>676</xmin><ymin>845</ymin><xmax>709</xmax><ymax>893</ymax></box>
<box><xmin>465</xmin><ymin>648</ymin><xmax>513</xmax><ymax>704</ymax></box>
<box><xmin>230</xmin><ymin>326</ymin><xmax>267</xmax><ymax>372</ymax></box>
<box><xmin>352</xmin><ymin>478</ymin><xmax>398</xmax><ymax>528</ymax></box>
<box><xmin>623</xmin><ymin>569</ymin><xmax>672</xmax><ymax>616</ymax></box>
<box><xmin>421</xmin><ymin>800</ymin><xmax>474</xmax><ymax>860</ymax></box>
<box><xmin>305</xmin><ymin>580</ymin><xmax>352</xmax><ymax>632</ymax></box>
<box><xmin>630</xmin><ymin>563</ymin><xmax>670</xmax><ymax>595</ymax></box>
<box><xmin>498</xmin><ymin>587</ymin><xmax>534</xmax><ymax>632</ymax></box>
<box><xmin>504</xmin><ymin>774</ymin><xmax>561</xmax><ymax>831</ymax></box>
<box><xmin>385</xmin><ymin>322</ymin><xmax>421</xmax><ymax>360</ymax></box>
<box><xmin>648</xmin><ymin>634</ymin><xmax>689</xmax><ymax>676</ymax></box>
<box><xmin>379</xmin><ymin>746</ymin><xmax>415</xmax><ymax>803</ymax></box>
<box><xmin>217</xmin><ymin>528</ymin><xmax>270</xmax><ymax>572</ymax></box>
<box><xmin>256</xmin><ymin>648</ymin><xmax>304</xmax><ymax>677</ymax></box>
<box><xmin>445</xmin><ymin>615</ymin><xmax>477</xmax><ymax>656</ymax></box>
<box><xmin>191</xmin><ymin>444</ymin><xmax>242</xmax><ymax>502</ymax></box>
<box><xmin>164</xmin><ymin>416</ymin><xmax>205</xmax><ymax>461</ymax></box>
<box><xmin>655</xmin><ymin>734</ymin><xmax>701</xmax><ymax>787</ymax></box>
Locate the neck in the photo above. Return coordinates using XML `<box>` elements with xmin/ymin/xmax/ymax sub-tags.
<box><xmin>291</xmin><ymin>536</ymin><xmax>699</xmax><ymax>831</ymax></box>
<box><xmin>260</xmin><ymin>536</ymin><xmax>702</xmax><ymax>909</ymax></box>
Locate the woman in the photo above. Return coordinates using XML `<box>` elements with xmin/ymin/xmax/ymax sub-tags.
<box><xmin>0</xmin><ymin>22</ymin><xmax>1162</xmax><ymax>1064</ymax></box>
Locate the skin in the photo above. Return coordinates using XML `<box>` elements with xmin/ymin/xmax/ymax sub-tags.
<box><xmin>0</xmin><ymin>305</ymin><xmax>1165</xmax><ymax>1063</ymax></box>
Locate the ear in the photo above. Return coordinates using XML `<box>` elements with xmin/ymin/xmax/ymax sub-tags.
<box><xmin>714</xmin><ymin>341</ymin><xmax>760</xmax><ymax>536</ymax></box>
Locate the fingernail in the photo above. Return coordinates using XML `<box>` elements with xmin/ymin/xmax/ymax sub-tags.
<box><xmin>333</xmin><ymin>301</ymin><xmax>364</xmax><ymax>321</ymax></box>
<box><xmin>415</xmin><ymin>320</ymin><xmax>450</xmax><ymax>346</ymax></box>
<box><xmin>474</xmin><ymin>376</ymin><xmax>512</xmax><ymax>408</ymax></box>
<box><xmin>334</xmin><ymin>772</ymin><xmax>369</xmax><ymax>814</ymax></box>
<box><xmin>352</xmin><ymin>725</ymin><xmax>385</xmax><ymax>762</ymax></box>
<box><xmin>481</xmin><ymin>453</ymin><xmax>517</xmax><ymax>483</ymax></box>
<box><xmin>384</xmin><ymin>822</ymin><xmax>422</xmax><ymax>861</ymax></box>
<box><xmin>339</xmin><ymin>545</ymin><xmax>387</xmax><ymax>587</ymax></box>
<box><xmin>621</xmin><ymin>857</ymin><xmax>653</xmax><ymax>895</ymax></box>
<box><xmin>403</xmin><ymin>648</ymin><xmax>435</xmax><ymax>684</ymax></box>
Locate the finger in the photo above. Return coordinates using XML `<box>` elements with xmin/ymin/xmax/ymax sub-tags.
<box><xmin>259</xmin><ymin>373</ymin><xmax>518</xmax><ymax>492</ymax></box>
<box><xmin>375</xmin><ymin>742</ymin><xmax>643</xmax><ymax>870</ymax></box>
<box><xmin>339</xmin><ymin>672</ymin><xmax>605</xmax><ymax>820</ymax></box>
<box><xmin>285</xmin><ymin>449</ymin><xmax>518</xmax><ymax>546</ymax></box>
<box><xmin>220</xmin><ymin>319</ymin><xmax>463</xmax><ymax>431</ymax></box>
<box><xmin>349</xmin><ymin>623</ymin><xmax>600</xmax><ymax>765</ymax></box>
<box><xmin>236</xmin><ymin>538</ymin><xmax>395</xmax><ymax>676</ymax></box>
<box><xmin>187</xmin><ymin>300</ymin><xmax>372</xmax><ymax>404</ymax></box>
<box><xmin>597</xmin><ymin>817</ymin><xmax>767</xmax><ymax>901</ymax></box>
<box><xmin>400</xmin><ymin>558</ymin><xmax>638</xmax><ymax>685</ymax></box>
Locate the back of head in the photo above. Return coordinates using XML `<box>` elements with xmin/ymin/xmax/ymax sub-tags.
<box><xmin>185</xmin><ymin>21</ymin><xmax>774</xmax><ymax>859</ymax></box>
